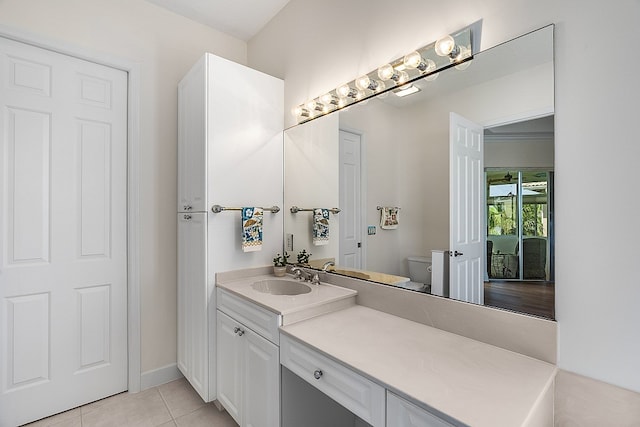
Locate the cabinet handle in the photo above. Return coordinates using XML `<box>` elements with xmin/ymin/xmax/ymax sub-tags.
<box><xmin>234</xmin><ymin>326</ymin><xmax>245</xmax><ymax>336</ymax></box>
<box><xmin>183</xmin><ymin>205</ymin><xmax>192</xmax><ymax>211</ymax></box>
<box><xmin>183</xmin><ymin>214</ymin><xmax>192</xmax><ymax>220</ymax></box>
<box><xmin>313</xmin><ymin>369</ymin><xmax>323</xmax><ymax>380</ymax></box>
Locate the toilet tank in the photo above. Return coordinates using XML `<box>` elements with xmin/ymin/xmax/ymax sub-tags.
<box><xmin>407</xmin><ymin>256</ymin><xmax>432</xmax><ymax>285</ymax></box>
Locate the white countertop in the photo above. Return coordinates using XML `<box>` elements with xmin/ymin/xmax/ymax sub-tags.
<box><xmin>281</xmin><ymin>305</ymin><xmax>556</xmax><ymax>427</ymax></box>
<box><xmin>216</xmin><ymin>273</ymin><xmax>357</xmax><ymax>323</ymax></box>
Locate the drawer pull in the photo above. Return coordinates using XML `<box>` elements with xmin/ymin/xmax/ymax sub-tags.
<box><xmin>313</xmin><ymin>369</ymin><xmax>323</xmax><ymax>380</ymax></box>
<box><xmin>234</xmin><ymin>327</ymin><xmax>245</xmax><ymax>336</ymax></box>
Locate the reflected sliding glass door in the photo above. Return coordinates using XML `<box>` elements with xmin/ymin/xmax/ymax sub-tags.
<box><xmin>486</xmin><ymin>170</ymin><xmax>553</xmax><ymax>281</ymax></box>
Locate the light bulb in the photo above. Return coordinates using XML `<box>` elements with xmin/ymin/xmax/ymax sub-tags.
<box><xmin>305</xmin><ymin>100</ymin><xmax>315</xmax><ymax>110</ymax></box>
<box><xmin>338</xmin><ymin>98</ymin><xmax>348</xmax><ymax>108</ymax></box>
<box><xmin>355</xmin><ymin>75</ymin><xmax>371</xmax><ymax>91</ymax></box>
<box><xmin>397</xmin><ymin>71</ymin><xmax>409</xmax><ymax>84</ymax></box>
<box><xmin>377</xmin><ymin>64</ymin><xmax>397</xmax><ymax>81</ymax></box>
<box><xmin>453</xmin><ymin>46</ymin><xmax>471</xmax><ymax>67</ymax></box>
<box><xmin>403</xmin><ymin>51</ymin><xmax>423</xmax><ymax>69</ymax></box>
<box><xmin>425</xmin><ymin>72</ymin><xmax>439</xmax><ymax>82</ymax></box>
<box><xmin>320</xmin><ymin>93</ymin><xmax>335</xmax><ymax>105</ymax></box>
<box><xmin>422</xmin><ymin>58</ymin><xmax>436</xmax><ymax>73</ymax></box>
<box><xmin>435</xmin><ymin>35</ymin><xmax>455</xmax><ymax>56</ymax></box>
<box><xmin>336</xmin><ymin>84</ymin><xmax>352</xmax><ymax>98</ymax></box>
<box><xmin>292</xmin><ymin>105</ymin><xmax>303</xmax><ymax>116</ymax></box>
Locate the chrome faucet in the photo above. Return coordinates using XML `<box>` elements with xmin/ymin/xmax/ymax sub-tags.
<box><xmin>290</xmin><ymin>266</ymin><xmax>308</xmax><ymax>281</ymax></box>
<box><xmin>291</xmin><ymin>267</ymin><xmax>321</xmax><ymax>285</ymax></box>
<box><xmin>322</xmin><ymin>261</ymin><xmax>335</xmax><ymax>272</ymax></box>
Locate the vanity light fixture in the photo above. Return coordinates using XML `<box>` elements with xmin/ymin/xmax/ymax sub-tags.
<box><xmin>292</xmin><ymin>26</ymin><xmax>473</xmax><ymax>123</ymax></box>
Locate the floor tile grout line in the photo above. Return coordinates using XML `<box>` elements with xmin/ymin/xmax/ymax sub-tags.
<box><xmin>156</xmin><ymin>386</ymin><xmax>177</xmax><ymax>422</ymax></box>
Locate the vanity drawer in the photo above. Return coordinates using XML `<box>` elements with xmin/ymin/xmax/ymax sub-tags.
<box><xmin>217</xmin><ymin>288</ymin><xmax>281</xmax><ymax>345</ymax></box>
<box><xmin>387</xmin><ymin>392</ymin><xmax>454</xmax><ymax>427</ymax></box>
<box><xmin>280</xmin><ymin>334</ymin><xmax>385</xmax><ymax>427</ymax></box>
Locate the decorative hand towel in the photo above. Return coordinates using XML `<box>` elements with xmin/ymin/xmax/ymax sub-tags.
<box><xmin>380</xmin><ymin>207</ymin><xmax>399</xmax><ymax>230</ymax></box>
<box><xmin>242</xmin><ymin>207</ymin><xmax>263</xmax><ymax>252</ymax></box>
<box><xmin>312</xmin><ymin>208</ymin><xmax>330</xmax><ymax>246</ymax></box>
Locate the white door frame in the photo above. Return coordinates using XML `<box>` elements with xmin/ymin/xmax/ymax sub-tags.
<box><xmin>339</xmin><ymin>127</ymin><xmax>367</xmax><ymax>269</ymax></box>
<box><xmin>0</xmin><ymin>25</ymin><xmax>142</xmax><ymax>392</ymax></box>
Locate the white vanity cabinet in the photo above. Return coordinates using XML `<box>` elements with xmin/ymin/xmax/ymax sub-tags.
<box><xmin>387</xmin><ymin>392</ymin><xmax>454</xmax><ymax>427</ymax></box>
<box><xmin>280</xmin><ymin>334</ymin><xmax>385</xmax><ymax>427</ymax></box>
<box><xmin>217</xmin><ymin>289</ymin><xmax>280</xmax><ymax>427</ymax></box>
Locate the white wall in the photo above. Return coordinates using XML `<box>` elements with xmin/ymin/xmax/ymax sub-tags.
<box><xmin>249</xmin><ymin>0</ymin><xmax>640</xmax><ymax>392</ymax></box>
<box><xmin>284</xmin><ymin>113</ymin><xmax>340</xmax><ymax>262</ymax></box>
<box><xmin>485</xmin><ymin>138</ymin><xmax>554</xmax><ymax>168</ymax></box>
<box><xmin>0</xmin><ymin>0</ymin><xmax>247</xmax><ymax>374</ymax></box>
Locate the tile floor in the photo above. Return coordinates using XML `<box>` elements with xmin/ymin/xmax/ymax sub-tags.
<box><xmin>24</xmin><ymin>378</ymin><xmax>239</xmax><ymax>427</ymax></box>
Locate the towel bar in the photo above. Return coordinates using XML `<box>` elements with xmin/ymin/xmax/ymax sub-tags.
<box><xmin>290</xmin><ymin>206</ymin><xmax>341</xmax><ymax>214</ymax></box>
<box><xmin>211</xmin><ymin>205</ymin><xmax>280</xmax><ymax>214</ymax></box>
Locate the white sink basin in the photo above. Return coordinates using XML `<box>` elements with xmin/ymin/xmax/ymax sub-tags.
<box><xmin>251</xmin><ymin>279</ymin><xmax>312</xmax><ymax>296</ymax></box>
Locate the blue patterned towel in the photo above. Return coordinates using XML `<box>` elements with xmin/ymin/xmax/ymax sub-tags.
<box><xmin>242</xmin><ymin>207</ymin><xmax>263</xmax><ymax>252</ymax></box>
<box><xmin>312</xmin><ymin>208</ymin><xmax>330</xmax><ymax>246</ymax></box>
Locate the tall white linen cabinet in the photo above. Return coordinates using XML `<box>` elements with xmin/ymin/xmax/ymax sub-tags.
<box><xmin>177</xmin><ymin>54</ymin><xmax>283</xmax><ymax>403</ymax></box>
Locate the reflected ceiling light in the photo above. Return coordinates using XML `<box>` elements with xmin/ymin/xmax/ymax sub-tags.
<box><xmin>393</xmin><ymin>84</ymin><xmax>421</xmax><ymax>97</ymax></box>
<box><xmin>425</xmin><ymin>72</ymin><xmax>439</xmax><ymax>81</ymax></box>
<box><xmin>291</xmin><ymin>25</ymin><xmax>473</xmax><ymax>123</ymax></box>
<box><xmin>454</xmin><ymin>46</ymin><xmax>473</xmax><ymax>70</ymax></box>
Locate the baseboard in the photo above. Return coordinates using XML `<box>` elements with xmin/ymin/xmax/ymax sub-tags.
<box><xmin>140</xmin><ymin>363</ymin><xmax>183</xmax><ymax>390</ymax></box>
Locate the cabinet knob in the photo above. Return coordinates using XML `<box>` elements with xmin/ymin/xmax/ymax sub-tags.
<box><xmin>234</xmin><ymin>327</ymin><xmax>245</xmax><ymax>336</ymax></box>
<box><xmin>183</xmin><ymin>214</ymin><xmax>192</xmax><ymax>220</ymax></box>
<box><xmin>183</xmin><ymin>205</ymin><xmax>192</xmax><ymax>211</ymax></box>
<box><xmin>313</xmin><ymin>369</ymin><xmax>323</xmax><ymax>380</ymax></box>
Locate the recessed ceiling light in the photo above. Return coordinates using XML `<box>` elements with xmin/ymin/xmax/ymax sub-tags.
<box><xmin>393</xmin><ymin>84</ymin><xmax>421</xmax><ymax>98</ymax></box>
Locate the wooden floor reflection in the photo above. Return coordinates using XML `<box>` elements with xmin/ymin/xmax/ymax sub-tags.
<box><xmin>484</xmin><ymin>280</ymin><xmax>555</xmax><ymax>320</ymax></box>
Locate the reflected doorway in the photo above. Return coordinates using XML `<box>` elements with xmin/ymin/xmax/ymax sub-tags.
<box><xmin>486</xmin><ymin>169</ymin><xmax>554</xmax><ymax>282</ymax></box>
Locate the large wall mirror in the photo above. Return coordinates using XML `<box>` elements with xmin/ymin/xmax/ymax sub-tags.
<box><xmin>284</xmin><ymin>25</ymin><xmax>555</xmax><ymax>320</ymax></box>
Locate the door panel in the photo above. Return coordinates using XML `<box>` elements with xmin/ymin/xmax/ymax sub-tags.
<box><xmin>339</xmin><ymin>130</ymin><xmax>362</xmax><ymax>268</ymax></box>
<box><xmin>217</xmin><ymin>310</ymin><xmax>242</xmax><ymax>425</ymax></box>
<box><xmin>449</xmin><ymin>113</ymin><xmax>484</xmax><ymax>305</ymax></box>
<box><xmin>0</xmin><ymin>37</ymin><xmax>128</xmax><ymax>426</ymax></box>
<box><xmin>244</xmin><ymin>329</ymin><xmax>279</xmax><ymax>427</ymax></box>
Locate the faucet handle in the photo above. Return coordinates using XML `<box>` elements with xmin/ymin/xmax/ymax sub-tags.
<box><xmin>311</xmin><ymin>273</ymin><xmax>321</xmax><ymax>285</ymax></box>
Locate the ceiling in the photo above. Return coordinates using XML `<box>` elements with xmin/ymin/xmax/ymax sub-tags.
<box><xmin>144</xmin><ymin>0</ymin><xmax>291</xmax><ymax>41</ymax></box>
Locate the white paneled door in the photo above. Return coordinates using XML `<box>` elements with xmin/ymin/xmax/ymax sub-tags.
<box><xmin>0</xmin><ymin>37</ymin><xmax>128</xmax><ymax>426</ymax></box>
<box><xmin>339</xmin><ymin>130</ymin><xmax>362</xmax><ymax>269</ymax></box>
<box><xmin>449</xmin><ymin>113</ymin><xmax>484</xmax><ymax>305</ymax></box>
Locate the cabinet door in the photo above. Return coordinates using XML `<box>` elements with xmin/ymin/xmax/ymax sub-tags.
<box><xmin>387</xmin><ymin>392</ymin><xmax>454</xmax><ymax>427</ymax></box>
<box><xmin>244</xmin><ymin>330</ymin><xmax>280</xmax><ymax>427</ymax></box>
<box><xmin>177</xmin><ymin>58</ymin><xmax>207</xmax><ymax>212</ymax></box>
<box><xmin>177</xmin><ymin>213</ymin><xmax>208</xmax><ymax>400</ymax></box>
<box><xmin>217</xmin><ymin>310</ymin><xmax>243</xmax><ymax>425</ymax></box>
